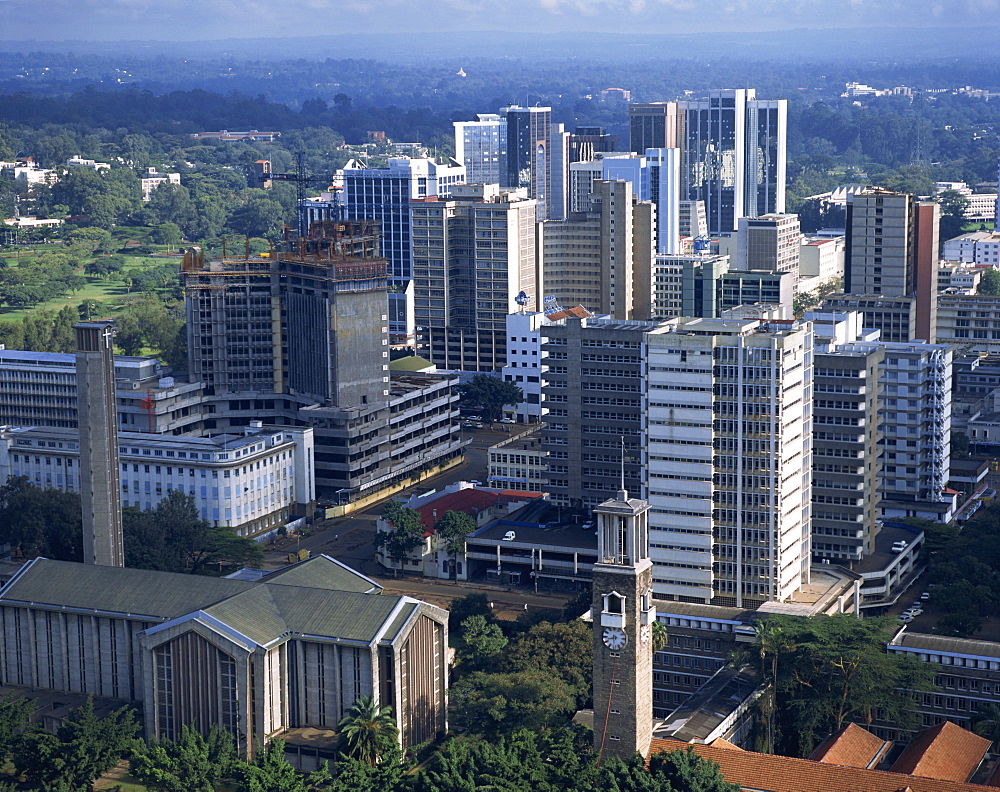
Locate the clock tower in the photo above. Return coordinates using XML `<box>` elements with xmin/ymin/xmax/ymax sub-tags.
<box><xmin>591</xmin><ymin>482</ymin><xmax>655</xmax><ymax>760</ymax></box>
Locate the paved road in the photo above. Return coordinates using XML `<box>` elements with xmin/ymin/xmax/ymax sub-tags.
<box><xmin>262</xmin><ymin>426</ymin><xmax>565</xmax><ymax>617</ymax></box>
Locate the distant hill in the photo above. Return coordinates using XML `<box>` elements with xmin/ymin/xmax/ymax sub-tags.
<box><xmin>3</xmin><ymin>27</ymin><xmax>1000</xmax><ymax>64</ymax></box>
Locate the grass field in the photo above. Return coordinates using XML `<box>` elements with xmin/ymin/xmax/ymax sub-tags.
<box><xmin>0</xmin><ymin>245</ymin><xmax>180</xmax><ymax>323</ymax></box>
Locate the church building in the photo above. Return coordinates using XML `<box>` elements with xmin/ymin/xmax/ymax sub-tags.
<box><xmin>0</xmin><ymin>555</ymin><xmax>448</xmax><ymax>765</ymax></box>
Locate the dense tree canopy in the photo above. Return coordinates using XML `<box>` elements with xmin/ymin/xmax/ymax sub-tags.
<box><xmin>748</xmin><ymin>614</ymin><xmax>936</xmax><ymax>756</ymax></box>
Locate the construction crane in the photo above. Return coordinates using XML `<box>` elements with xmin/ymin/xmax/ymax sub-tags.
<box><xmin>268</xmin><ymin>151</ymin><xmax>338</xmax><ymax>239</ymax></box>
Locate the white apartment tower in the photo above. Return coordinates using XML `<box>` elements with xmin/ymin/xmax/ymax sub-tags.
<box><xmin>644</xmin><ymin>317</ymin><xmax>812</xmax><ymax>608</ymax></box>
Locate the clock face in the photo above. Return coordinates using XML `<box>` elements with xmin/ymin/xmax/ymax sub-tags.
<box><xmin>602</xmin><ymin>627</ymin><xmax>627</xmax><ymax>650</ymax></box>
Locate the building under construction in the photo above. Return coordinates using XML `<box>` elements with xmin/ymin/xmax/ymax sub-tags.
<box><xmin>180</xmin><ymin>222</ymin><xmax>464</xmax><ymax>500</ymax></box>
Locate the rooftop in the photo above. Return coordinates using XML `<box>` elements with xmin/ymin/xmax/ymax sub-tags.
<box><xmin>0</xmin><ymin>555</ymin><xmax>408</xmax><ymax>649</ymax></box>
<box><xmin>649</xmin><ymin>738</ymin><xmax>999</xmax><ymax>792</ymax></box>
<box><xmin>890</xmin><ymin>721</ymin><xmax>990</xmax><ymax>783</ymax></box>
<box><xmin>810</xmin><ymin>722</ymin><xmax>891</xmax><ymax>769</ymax></box>
<box><xmin>892</xmin><ymin>630</ymin><xmax>1000</xmax><ymax>661</ymax></box>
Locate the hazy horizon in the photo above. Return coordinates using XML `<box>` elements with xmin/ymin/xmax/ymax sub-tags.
<box><xmin>2</xmin><ymin>0</ymin><xmax>998</xmax><ymax>43</ymax></box>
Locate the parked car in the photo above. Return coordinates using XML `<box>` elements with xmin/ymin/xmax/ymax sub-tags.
<box><xmin>920</xmin><ymin>592</ymin><xmax>930</xmax><ymax>601</ymax></box>
<box><xmin>502</xmin><ymin>530</ymin><xmax>516</xmax><ymax>541</ymax></box>
<box><xmin>897</xmin><ymin>614</ymin><xmax>914</xmax><ymax>623</ymax></box>
<box><xmin>891</xmin><ymin>541</ymin><xmax>907</xmax><ymax>553</ymax></box>
<box><xmin>499</xmin><ymin>418</ymin><xmax>516</xmax><ymax>424</ymax></box>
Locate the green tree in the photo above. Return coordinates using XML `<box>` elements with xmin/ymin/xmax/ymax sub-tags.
<box><xmin>448</xmin><ymin>591</ymin><xmax>496</xmax><ymax>633</ymax></box>
<box><xmin>750</xmin><ymin>614</ymin><xmax>936</xmax><ymax>757</ymax></box>
<box><xmin>971</xmin><ymin>701</ymin><xmax>1000</xmax><ymax>745</ymax></box>
<box><xmin>50</xmin><ymin>305</ymin><xmax>79</xmax><ymax>353</ymax></box>
<box><xmin>67</xmin><ymin>226</ymin><xmax>115</xmax><ymax>254</ymax></box>
<box><xmin>84</xmin><ymin>254</ymin><xmax>126</xmax><ymax>278</ymax></box>
<box><xmin>0</xmin><ymin>476</ymin><xmax>82</xmax><ymax>561</ymax></box>
<box><xmin>115</xmin><ymin>313</ymin><xmax>145</xmax><ymax>355</ymax></box>
<box><xmin>503</xmin><ymin>620</ymin><xmax>593</xmax><ymax>707</ymax></box>
<box><xmin>337</xmin><ymin>696</ymin><xmax>399</xmax><ymax>767</ymax></box>
<box><xmin>938</xmin><ymin>189</ymin><xmax>972</xmax><ymax>244</ymax></box>
<box><xmin>232</xmin><ymin>739</ymin><xmax>329</xmax><ymax>792</ymax></box>
<box><xmin>450</xmin><ymin>668</ymin><xmax>577</xmax><ymax>736</ymax></box>
<box><xmin>458</xmin><ymin>374</ymin><xmax>524</xmax><ymax>424</ymax></box>
<box><xmin>154</xmin><ymin>221</ymin><xmax>183</xmax><ymax>251</ymax></box>
<box><xmin>648</xmin><ymin>746</ymin><xmax>741</xmax><ymax>792</ymax></box>
<box><xmin>375</xmin><ymin>500</ymin><xmax>425</xmax><ymax>576</ymax></box>
<box><xmin>651</xmin><ymin>621</ymin><xmax>669</xmax><ymax>653</ymax></box>
<box><xmin>0</xmin><ymin>693</ymin><xmax>34</xmax><ymax>768</ymax></box>
<box><xmin>326</xmin><ymin>747</ymin><xmax>408</xmax><ymax>792</ymax></box>
<box><xmin>980</xmin><ymin>268</ymin><xmax>1000</xmax><ymax>296</ymax></box>
<box><xmin>434</xmin><ymin>509</ymin><xmax>476</xmax><ymax>580</ymax></box>
<box><xmin>13</xmin><ymin>697</ymin><xmax>140</xmax><ymax>791</ymax></box>
<box><xmin>123</xmin><ymin>490</ymin><xmax>263</xmax><ymax>574</ymax></box>
<box><xmin>130</xmin><ymin>724</ymin><xmax>236</xmax><ymax>792</ymax></box>
<box><xmin>458</xmin><ymin>614</ymin><xmax>509</xmax><ymax>670</ymax></box>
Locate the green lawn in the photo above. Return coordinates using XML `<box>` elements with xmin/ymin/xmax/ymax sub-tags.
<box><xmin>0</xmin><ymin>247</ymin><xmax>180</xmax><ymax>324</ymax></box>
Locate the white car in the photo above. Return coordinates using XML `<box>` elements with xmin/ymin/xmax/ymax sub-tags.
<box><xmin>502</xmin><ymin>530</ymin><xmax>516</xmax><ymax>541</ymax></box>
<box><xmin>499</xmin><ymin>418</ymin><xmax>516</xmax><ymax>424</ymax></box>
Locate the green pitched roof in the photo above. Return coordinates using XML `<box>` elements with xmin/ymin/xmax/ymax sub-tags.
<box><xmin>1</xmin><ymin>556</ymin><xmax>421</xmax><ymax>649</ymax></box>
<box><xmin>203</xmin><ymin>585</ymin><xmax>410</xmax><ymax>646</ymax></box>
<box><xmin>264</xmin><ymin>554</ymin><xmax>381</xmax><ymax>594</ymax></box>
<box><xmin>0</xmin><ymin>558</ymin><xmax>252</xmax><ymax>619</ymax></box>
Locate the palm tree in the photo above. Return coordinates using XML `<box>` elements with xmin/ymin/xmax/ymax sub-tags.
<box><xmin>651</xmin><ymin>621</ymin><xmax>669</xmax><ymax>653</ymax></box>
<box><xmin>337</xmin><ymin>695</ymin><xmax>399</xmax><ymax>766</ymax></box>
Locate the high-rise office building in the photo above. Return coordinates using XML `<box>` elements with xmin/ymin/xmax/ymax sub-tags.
<box><xmin>736</xmin><ymin>213</ymin><xmax>800</xmax><ymax>280</ymax></box>
<box><xmin>569</xmin><ymin>126</ymin><xmax>619</xmax><ymax>164</ymax></box>
<box><xmin>808</xmin><ymin>312</ymin><xmax>885</xmax><ymax>564</ymax></box>
<box><xmin>676</xmin><ymin>89</ymin><xmax>787</xmax><ymax>235</ymax></box>
<box><xmin>548</xmin><ymin>123</ymin><xmax>570</xmax><ymax>221</ymax></box>
<box><xmin>181</xmin><ymin>228</ymin><xmax>463</xmax><ymax>500</ymax></box>
<box><xmin>645</xmin><ymin>317</ymin><xmax>812</xmax><ymax>608</ymax></box>
<box><xmin>541</xmin><ymin>317</ymin><xmax>658</xmax><ymax>509</ymax></box>
<box><xmin>628</xmin><ymin>102</ymin><xmax>678</xmax><ymax>154</ymax></box>
<box><xmin>503</xmin><ymin>106</ymin><xmax>552</xmax><ymax>218</ymax></box>
<box><xmin>337</xmin><ymin>157</ymin><xmax>466</xmax><ymax>344</ymax></box>
<box><xmin>540</xmin><ymin>179</ymin><xmax>655</xmax><ymax>320</ymax></box>
<box><xmin>454</xmin><ymin>114</ymin><xmax>507</xmax><ymax>186</ymax></box>
<box><xmin>842</xmin><ymin>188</ymin><xmax>939</xmax><ymax>342</ymax></box>
<box><xmin>411</xmin><ymin>184</ymin><xmax>538</xmax><ymax>371</ymax></box>
<box><xmin>568</xmin><ymin>149</ymin><xmax>680</xmax><ymax>256</ymax></box>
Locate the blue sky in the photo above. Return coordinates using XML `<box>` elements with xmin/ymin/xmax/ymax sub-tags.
<box><xmin>1</xmin><ymin>0</ymin><xmax>997</xmax><ymax>41</ymax></box>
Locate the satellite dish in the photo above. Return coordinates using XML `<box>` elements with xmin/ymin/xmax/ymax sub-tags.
<box><xmin>515</xmin><ymin>291</ymin><xmax>530</xmax><ymax>308</ymax></box>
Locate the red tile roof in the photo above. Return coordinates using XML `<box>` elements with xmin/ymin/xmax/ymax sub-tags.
<box><xmin>810</xmin><ymin>722</ymin><xmax>891</xmax><ymax>768</ymax></box>
<box><xmin>648</xmin><ymin>738</ymin><xmax>997</xmax><ymax>792</ymax></box>
<box><xmin>890</xmin><ymin>721</ymin><xmax>990</xmax><ymax>783</ymax></box>
<box><xmin>411</xmin><ymin>489</ymin><xmax>542</xmax><ymax>536</ymax></box>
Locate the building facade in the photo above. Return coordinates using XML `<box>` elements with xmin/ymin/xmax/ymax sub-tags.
<box><xmin>337</xmin><ymin>157</ymin><xmax>466</xmax><ymax>341</ymax></box>
<box><xmin>411</xmin><ymin>183</ymin><xmax>538</xmax><ymax>372</ymax></box>
<box><xmin>454</xmin><ymin>114</ymin><xmax>507</xmax><ymax>186</ymax></box>
<box><xmin>0</xmin><ymin>423</ymin><xmax>315</xmax><ymax>538</ymax></box>
<box><xmin>0</xmin><ymin>556</ymin><xmax>448</xmax><ymax>765</ymax></box>
<box><xmin>677</xmin><ymin>89</ymin><xmax>787</xmax><ymax>234</ymax></box>
<box><xmin>645</xmin><ymin>317</ymin><xmax>812</xmax><ymax>608</ymax></box>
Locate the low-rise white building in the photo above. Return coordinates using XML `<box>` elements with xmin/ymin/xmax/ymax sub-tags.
<box><xmin>375</xmin><ymin>482</ymin><xmax>545</xmax><ymax>579</ymax></box>
<box><xmin>66</xmin><ymin>155</ymin><xmax>110</xmax><ymax>172</ymax></box>
<box><xmin>942</xmin><ymin>230</ymin><xmax>1000</xmax><ymax>266</ymax></box>
<box><xmin>0</xmin><ymin>422</ymin><xmax>315</xmax><ymax>538</ymax></box>
<box><xmin>140</xmin><ymin>167</ymin><xmax>182</xmax><ymax>201</ymax></box>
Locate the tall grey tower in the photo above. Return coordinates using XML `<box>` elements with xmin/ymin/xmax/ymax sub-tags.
<box><xmin>591</xmin><ymin>474</ymin><xmax>655</xmax><ymax>760</ymax></box>
<box><xmin>74</xmin><ymin>321</ymin><xmax>123</xmax><ymax>567</ymax></box>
